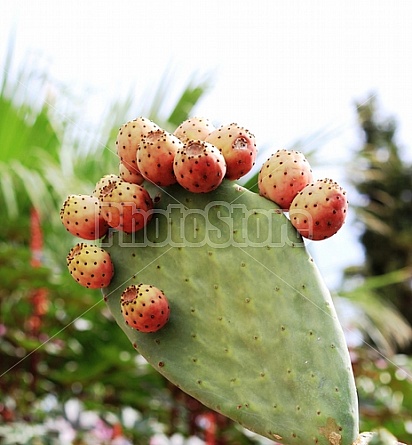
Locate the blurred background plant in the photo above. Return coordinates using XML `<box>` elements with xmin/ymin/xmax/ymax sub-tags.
<box><xmin>0</xmin><ymin>33</ymin><xmax>411</xmax><ymax>444</ymax></box>
<box><xmin>338</xmin><ymin>96</ymin><xmax>412</xmax><ymax>440</ymax></box>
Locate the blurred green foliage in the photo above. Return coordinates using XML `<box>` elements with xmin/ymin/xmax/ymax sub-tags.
<box><xmin>354</xmin><ymin>351</ymin><xmax>412</xmax><ymax>439</ymax></box>
<box><xmin>347</xmin><ymin>97</ymin><xmax>412</xmax><ymax>334</ymax></box>
<box><xmin>342</xmin><ymin>97</ymin><xmax>412</xmax><ymax>443</ymax></box>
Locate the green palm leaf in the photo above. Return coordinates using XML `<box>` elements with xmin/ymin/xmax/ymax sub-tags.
<box><xmin>339</xmin><ymin>268</ymin><xmax>412</xmax><ymax>355</ymax></box>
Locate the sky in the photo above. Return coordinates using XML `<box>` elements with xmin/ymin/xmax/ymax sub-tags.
<box><xmin>1</xmin><ymin>0</ymin><xmax>412</xmax><ymax>288</ymax></box>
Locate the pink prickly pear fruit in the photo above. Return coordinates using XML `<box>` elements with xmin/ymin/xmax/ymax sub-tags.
<box><xmin>115</xmin><ymin>117</ymin><xmax>160</xmax><ymax>175</ymax></box>
<box><xmin>173</xmin><ymin>140</ymin><xmax>227</xmax><ymax>193</ymax></box>
<box><xmin>289</xmin><ymin>178</ymin><xmax>349</xmax><ymax>241</ymax></box>
<box><xmin>137</xmin><ymin>129</ymin><xmax>184</xmax><ymax>186</ymax></box>
<box><xmin>173</xmin><ymin>117</ymin><xmax>216</xmax><ymax>144</ymax></box>
<box><xmin>99</xmin><ymin>180</ymin><xmax>153</xmax><ymax>233</ymax></box>
<box><xmin>205</xmin><ymin>123</ymin><xmax>257</xmax><ymax>180</ymax></box>
<box><xmin>92</xmin><ymin>174</ymin><xmax>121</xmax><ymax>198</ymax></box>
<box><xmin>258</xmin><ymin>149</ymin><xmax>313</xmax><ymax>211</ymax></box>
<box><xmin>60</xmin><ymin>194</ymin><xmax>109</xmax><ymax>240</ymax></box>
<box><xmin>119</xmin><ymin>162</ymin><xmax>145</xmax><ymax>185</ymax></box>
<box><xmin>67</xmin><ymin>243</ymin><xmax>114</xmax><ymax>289</ymax></box>
<box><xmin>120</xmin><ymin>283</ymin><xmax>170</xmax><ymax>333</ymax></box>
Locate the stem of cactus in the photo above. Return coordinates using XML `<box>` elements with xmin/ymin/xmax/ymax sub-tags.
<box><xmin>103</xmin><ymin>180</ymin><xmax>359</xmax><ymax>445</ymax></box>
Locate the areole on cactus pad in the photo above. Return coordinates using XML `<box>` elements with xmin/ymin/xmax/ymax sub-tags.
<box><xmin>102</xmin><ymin>180</ymin><xmax>359</xmax><ymax>445</ymax></box>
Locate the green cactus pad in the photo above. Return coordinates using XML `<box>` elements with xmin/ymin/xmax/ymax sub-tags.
<box><xmin>102</xmin><ymin>180</ymin><xmax>359</xmax><ymax>445</ymax></box>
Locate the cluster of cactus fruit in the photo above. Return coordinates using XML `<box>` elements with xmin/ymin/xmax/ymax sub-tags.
<box><xmin>60</xmin><ymin>116</ymin><xmax>362</xmax><ymax>444</ymax></box>
<box><xmin>61</xmin><ymin>117</ymin><xmax>348</xmax><ymax>289</ymax></box>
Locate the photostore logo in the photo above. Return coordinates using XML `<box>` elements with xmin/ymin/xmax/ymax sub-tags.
<box><xmin>101</xmin><ymin>201</ymin><xmax>307</xmax><ymax>249</ymax></box>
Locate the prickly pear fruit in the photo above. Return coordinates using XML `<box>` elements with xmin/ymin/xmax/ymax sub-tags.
<box><xmin>205</xmin><ymin>123</ymin><xmax>257</xmax><ymax>180</ymax></box>
<box><xmin>174</xmin><ymin>117</ymin><xmax>215</xmax><ymax>144</ymax></box>
<box><xmin>115</xmin><ymin>117</ymin><xmax>160</xmax><ymax>175</ymax></box>
<box><xmin>173</xmin><ymin>140</ymin><xmax>226</xmax><ymax>193</ymax></box>
<box><xmin>99</xmin><ymin>180</ymin><xmax>153</xmax><ymax>234</ymax></box>
<box><xmin>121</xmin><ymin>284</ymin><xmax>170</xmax><ymax>333</ymax></box>
<box><xmin>92</xmin><ymin>174</ymin><xmax>121</xmax><ymax>198</ymax></box>
<box><xmin>137</xmin><ymin>129</ymin><xmax>183</xmax><ymax>186</ymax></box>
<box><xmin>119</xmin><ymin>162</ymin><xmax>145</xmax><ymax>185</ymax></box>
<box><xmin>60</xmin><ymin>194</ymin><xmax>109</xmax><ymax>240</ymax></box>
<box><xmin>289</xmin><ymin>178</ymin><xmax>348</xmax><ymax>240</ymax></box>
<box><xmin>258</xmin><ymin>149</ymin><xmax>313</xmax><ymax>211</ymax></box>
<box><xmin>103</xmin><ymin>180</ymin><xmax>358</xmax><ymax>445</ymax></box>
<box><xmin>67</xmin><ymin>243</ymin><xmax>114</xmax><ymax>289</ymax></box>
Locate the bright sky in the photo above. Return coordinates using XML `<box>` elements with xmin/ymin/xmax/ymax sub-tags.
<box><xmin>1</xmin><ymin>0</ymin><xmax>412</xmax><ymax>288</ymax></box>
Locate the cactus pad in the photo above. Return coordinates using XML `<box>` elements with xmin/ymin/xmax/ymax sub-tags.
<box><xmin>102</xmin><ymin>180</ymin><xmax>359</xmax><ymax>445</ymax></box>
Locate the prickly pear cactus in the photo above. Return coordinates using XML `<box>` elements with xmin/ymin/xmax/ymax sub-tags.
<box><xmin>102</xmin><ymin>180</ymin><xmax>359</xmax><ymax>445</ymax></box>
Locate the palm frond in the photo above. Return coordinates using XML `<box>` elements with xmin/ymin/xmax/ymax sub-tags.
<box><xmin>338</xmin><ymin>268</ymin><xmax>412</xmax><ymax>355</ymax></box>
<box><xmin>340</xmin><ymin>292</ymin><xmax>412</xmax><ymax>356</ymax></box>
<box><xmin>355</xmin><ymin>207</ymin><xmax>393</xmax><ymax>236</ymax></box>
<box><xmin>0</xmin><ymin>27</ymin><xmax>15</xmax><ymax>97</ymax></box>
<box><xmin>0</xmin><ymin>164</ymin><xmax>19</xmax><ymax>218</ymax></box>
<box><xmin>9</xmin><ymin>161</ymin><xmax>57</xmax><ymax>218</ymax></box>
<box><xmin>0</xmin><ymin>46</ymin><xmax>59</xmax><ymax>165</ymax></box>
<box><xmin>166</xmin><ymin>72</ymin><xmax>213</xmax><ymax>128</ymax></box>
<box><xmin>346</xmin><ymin>267</ymin><xmax>412</xmax><ymax>291</ymax></box>
<box><xmin>141</xmin><ymin>68</ymin><xmax>176</xmax><ymax>127</ymax></box>
<box><xmin>135</xmin><ymin>68</ymin><xmax>213</xmax><ymax>133</ymax></box>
